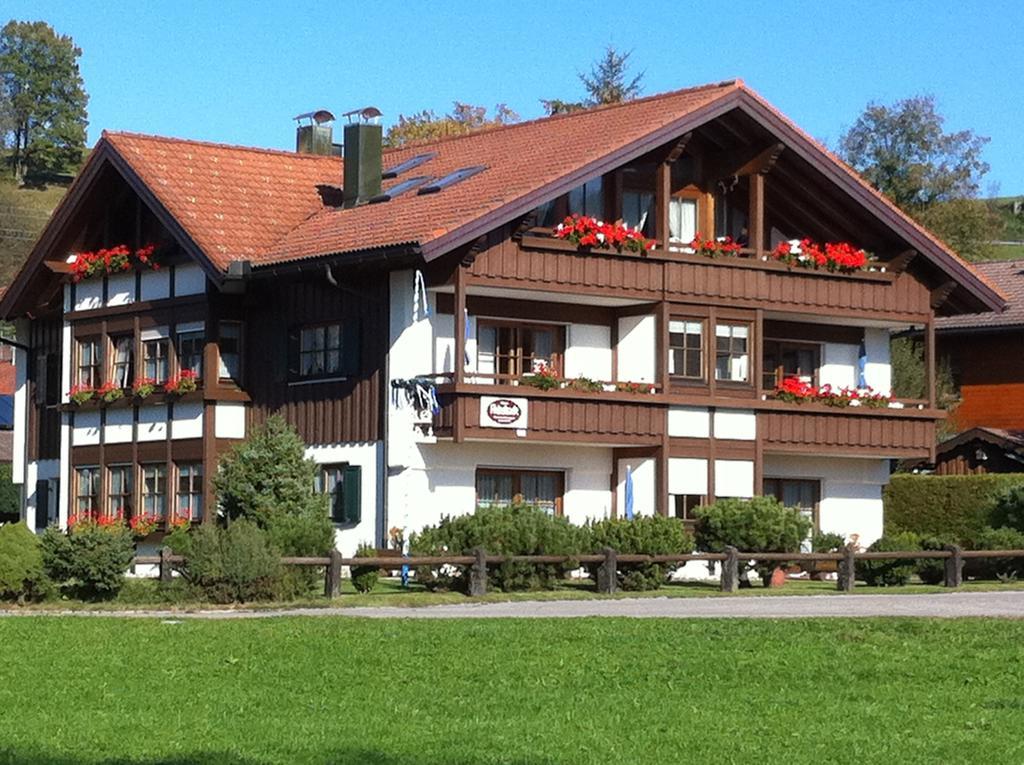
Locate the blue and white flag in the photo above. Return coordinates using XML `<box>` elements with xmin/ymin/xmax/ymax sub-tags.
<box><xmin>624</xmin><ymin>466</ymin><xmax>635</xmax><ymax>521</ymax></box>
<box><xmin>857</xmin><ymin>340</ymin><xmax>868</xmax><ymax>389</ymax></box>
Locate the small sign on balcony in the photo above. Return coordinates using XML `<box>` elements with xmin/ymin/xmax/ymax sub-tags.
<box><xmin>480</xmin><ymin>396</ymin><xmax>528</xmax><ymax>429</ymax></box>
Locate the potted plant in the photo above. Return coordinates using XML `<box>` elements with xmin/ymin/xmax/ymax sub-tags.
<box><xmin>68</xmin><ymin>384</ymin><xmax>95</xmax><ymax>405</ymax></box>
<box><xmin>96</xmin><ymin>380</ymin><xmax>125</xmax><ymax>404</ymax></box>
<box><xmin>70</xmin><ymin>243</ymin><xmax>160</xmax><ymax>282</ymax></box>
<box><xmin>129</xmin><ymin>513</ymin><xmax>160</xmax><ymax>537</ymax></box>
<box><xmin>164</xmin><ymin>369</ymin><xmax>199</xmax><ymax>395</ymax></box>
<box><xmin>133</xmin><ymin>377</ymin><xmax>158</xmax><ymax>400</ymax></box>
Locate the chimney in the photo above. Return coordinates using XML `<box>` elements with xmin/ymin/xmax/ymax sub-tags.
<box><xmin>342</xmin><ymin>106</ymin><xmax>383</xmax><ymax>208</ymax></box>
<box><xmin>294</xmin><ymin>110</ymin><xmax>341</xmax><ymax>156</ymax></box>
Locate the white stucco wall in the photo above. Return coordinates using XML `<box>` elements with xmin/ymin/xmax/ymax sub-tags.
<box><xmin>863</xmin><ymin>328</ymin><xmax>892</xmax><ymax>395</ymax></box>
<box><xmin>819</xmin><ymin>342</ymin><xmax>859</xmax><ymax>389</ymax></box>
<box><xmin>11</xmin><ymin>321</ymin><xmax>28</xmax><ymax>485</ymax></box>
<box><xmin>714</xmin><ymin>459</ymin><xmax>754</xmax><ymax>498</ymax></box>
<box><xmin>564</xmin><ymin>324</ymin><xmax>612</xmax><ymax>381</ymax></box>
<box><xmin>615</xmin><ymin>455</ymin><xmax>655</xmax><ymax>518</ymax></box>
<box><xmin>668</xmin><ymin>406</ymin><xmax>710</xmax><ymax>438</ymax></box>
<box><xmin>616</xmin><ymin>314</ymin><xmax>655</xmax><ymax>383</ymax></box>
<box><xmin>306</xmin><ymin>442</ymin><xmax>383</xmax><ymax>557</ymax></box>
<box><xmin>713</xmin><ymin>409</ymin><xmax>756</xmax><ymax>440</ymax></box>
<box><xmin>763</xmin><ymin>454</ymin><xmax>888</xmax><ymax>548</ymax></box>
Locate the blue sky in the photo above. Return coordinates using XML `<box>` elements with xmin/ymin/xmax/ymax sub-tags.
<box><xmin>7</xmin><ymin>0</ymin><xmax>1024</xmax><ymax>194</ymax></box>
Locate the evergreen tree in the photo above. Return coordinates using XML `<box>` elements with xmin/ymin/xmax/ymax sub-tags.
<box><xmin>542</xmin><ymin>46</ymin><xmax>644</xmax><ymax>115</ymax></box>
<box><xmin>0</xmin><ymin>20</ymin><xmax>89</xmax><ymax>180</ymax></box>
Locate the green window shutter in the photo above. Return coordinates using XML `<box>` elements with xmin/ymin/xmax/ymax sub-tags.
<box><xmin>341</xmin><ymin>465</ymin><xmax>361</xmax><ymax>524</ymax></box>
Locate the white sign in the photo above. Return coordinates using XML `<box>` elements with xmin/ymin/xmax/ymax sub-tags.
<box><xmin>480</xmin><ymin>396</ymin><xmax>529</xmax><ymax>429</ymax></box>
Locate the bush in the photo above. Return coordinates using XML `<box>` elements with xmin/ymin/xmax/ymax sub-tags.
<box><xmin>811</xmin><ymin>531</ymin><xmax>845</xmax><ymax>553</ymax></box>
<box><xmin>990</xmin><ymin>486</ymin><xmax>1024</xmax><ymax>533</ymax></box>
<box><xmin>266</xmin><ymin>512</ymin><xmax>336</xmax><ymax>600</ymax></box>
<box><xmin>694</xmin><ymin>497</ymin><xmax>812</xmax><ymax>585</ymax></box>
<box><xmin>588</xmin><ymin>516</ymin><xmax>694</xmax><ymax>591</ymax></box>
<box><xmin>410</xmin><ymin>503</ymin><xmax>588</xmax><ymax>592</ymax></box>
<box><xmin>965</xmin><ymin>527</ymin><xmax>1024</xmax><ymax>581</ymax></box>
<box><xmin>177</xmin><ymin>520</ymin><xmax>281</xmax><ymax>603</ymax></box>
<box><xmin>40</xmin><ymin>521</ymin><xmax>134</xmax><ymax>600</ymax></box>
<box><xmin>884</xmin><ymin>474</ymin><xmax>1024</xmax><ymax>544</ymax></box>
<box><xmin>916</xmin><ymin>535</ymin><xmax>953</xmax><ymax>585</ymax></box>
<box><xmin>0</xmin><ymin>522</ymin><xmax>48</xmax><ymax>602</ymax></box>
<box><xmin>0</xmin><ymin>464</ymin><xmax>20</xmax><ymax>521</ymax></box>
<box><xmin>856</xmin><ymin>532</ymin><xmax>921</xmax><ymax>587</ymax></box>
<box><xmin>350</xmin><ymin>544</ymin><xmax>379</xmax><ymax>593</ymax></box>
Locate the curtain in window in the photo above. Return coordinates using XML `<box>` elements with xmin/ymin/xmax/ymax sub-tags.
<box><xmin>669</xmin><ymin>198</ymin><xmax>697</xmax><ymax>245</ymax></box>
<box><xmin>477</xmin><ymin>473</ymin><xmax>514</xmax><ymax>508</ymax></box>
<box><xmin>622</xmin><ymin>190</ymin><xmax>654</xmax><ymax>235</ymax></box>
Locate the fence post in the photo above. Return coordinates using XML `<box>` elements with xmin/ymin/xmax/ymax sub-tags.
<box><xmin>944</xmin><ymin>544</ymin><xmax>963</xmax><ymax>588</ymax></box>
<box><xmin>720</xmin><ymin>546</ymin><xmax>739</xmax><ymax>593</ymax></box>
<box><xmin>159</xmin><ymin>546</ymin><xmax>173</xmax><ymax>584</ymax></box>
<box><xmin>469</xmin><ymin>546</ymin><xmax>488</xmax><ymax>597</ymax></box>
<box><xmin>325</xmin><ymin>549</ymin><xmax>342</xmax><ymax>598</ymax></box>
<box><xmin>837</xmin><ymin>544</ymin><xmax>856</xmax><ymax>593</ymax></box>
<box><xmin>597</xmin><ymin>546</ymin><xmax>618</xmax><ymax>594</ymax></box>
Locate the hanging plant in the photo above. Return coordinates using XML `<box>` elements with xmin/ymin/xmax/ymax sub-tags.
<box><xmin>71</xmin><ymin>244</ymin><xmax>159</xmax><ymax>282</ymax></box>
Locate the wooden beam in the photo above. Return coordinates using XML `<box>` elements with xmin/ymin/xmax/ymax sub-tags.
<box><xmin>925</xmin><ymin>320</ymin><xmax>936</xmax><ymax>409</ymax></box>
<box><xmin>664</xmin><ymin>132</ymin><xmax>692</xmax><ymax>164</ymax></box>
<box><xmin>656</xmin><ymin>162</ymin><xmax>671</xmax><ymax>250</ymax></box>
<box><xmin>930</xmin><ymin>280</ymin><xmax>957</xmax><ymax>310</ymax></box>
<box><xmin>702</xmin><ymin>142</ymin><xmax>786</xmax><ymax>185</ymax></box>
<box><xmin>43</xmin><ymin>260</ymin><xmax>74</xmax><ymax>274</ymax></box>
<box><xmin>453</xmin><ymin>262</ymin><xmax>467</xmax><ymax>391</ymax></box>
<box><xmin>748</xmin><ymin>172</ymin><xmax>765</xmax><ymax>256</ymax></box>
<box><xmin>888</xmin><ymin>249</ymin><xmax>918</xmax><ymax>275</ymax></box>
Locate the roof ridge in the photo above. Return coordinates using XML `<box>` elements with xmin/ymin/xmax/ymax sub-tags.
<box><xmin>101</xmin><ymin>130</ymin><xmax>342</xmax><ymax>162</ymax></box>
<box><xmin>383</xmin><ymin>79</ymin><xmax>743</xmax><ymax>152</ymax></box>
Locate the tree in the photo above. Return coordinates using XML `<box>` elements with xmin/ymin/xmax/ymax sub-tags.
<box><xmin>542</xmin><ymin>46</ymin><xmax>644</xmax><ymax>115</ymax></box>
<box><xmin>838</xmin><ymin>95</ymin><xmax>989</xmax><ymax>214</ymax></box>
<box><xmin>916</xmin><ymin>198</ymin><xmax>1000</xmax><ymax>262</ymax></box>
<box><xmin>384</xmin><ymin>102</ymin><xmax>518</xmax><ymax>148</ymax></box>
<box><xmin>0</xmin><ymin>20</ymin><xmax>88</xmax><ymax>181</ymax></box>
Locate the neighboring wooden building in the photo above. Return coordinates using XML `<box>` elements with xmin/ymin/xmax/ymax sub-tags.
<box><xmin>0</xmin><ymin>80</ymin><xmax>1004</xmax><ymax>551</ymax></box>
<box><xmin>936</xmin><ymin>259</ymin><xmax>1024</xmax><ymax>432</ymax></box>
<box><xmin>928</xmin><ymin>427</ymin><xmax>1024</xmax><ymax>476</ymax></box>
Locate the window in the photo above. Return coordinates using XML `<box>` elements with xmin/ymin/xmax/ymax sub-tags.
<box><xmin>74</xmin><ymin>466</ymin><xmax>100</xmax><ymax>515</ymax></box>
<box><xmin>568</xmin><ymin>177</ymin><xmax>604</xmax><ymax>217</ymax></box>
<box><xmin>382</xmin><ymin>152</ymin><xmax>435</xmax><ymax>179</ymax></box>
<box><xmin>370</xmin><ymin>175</ymin><xmax>430</xmax><ymax>203</ymax></box>
<box><xmin>176</xmin><ymin>463</ymin><xmax>203</xmax><ymax>522</ymax></box>
<box><xmin>715</xmin><ymin>323</ymin><xmax>749</xmax><ymax>383</ymax></box>
<box><xmin>109</xmin><ymin>336</ymin><xmax>133</xmax><ymax>389</ymax></box>
<box><xmin>622</xmin><ymin>190</ymin><xmax>655</xmax><ymax>236</ymax></box>
<box><xmin>177</xmin><ymin>330</ymin><xmax>204</xmax><ymax>378</ymax></box>
<box><xmin>669</xmin><ymin>320</ymin><xmax>704</xmax><ymax>380</ymax></box>
<box><xmin>141</xmin><ymin>464</ymin><xmax>167</xmax><ymax>520</ymax></box>
<box><xmin>300</xmin><ymin>324</ymin><xmax>342</xmax><ymax>378</ymax></box>
<box><xmin>417</xmin><ymin>165</ymin><xmax>487</xmax><ymax>194</ymax></box>
<box><xmin>476</xmin><ymin>469</ymin><xmax>564</xmax><ymax>516</ymax></box>
<box><xmin>218</xmin><ymin>321</ymin><xmax>242</xmax><ymax>380</ymax></box>
<box><xmin>77</xmin><ymin>339</ymin><xmax>101</xmax><ymax>388</ymax></box>
<box><xmin>762</xmin><ymin>340</ymin><xmax>820</xmax><ymax>390</ymax></box>
<box><xmin>671</xmin><ymin>494</ymin><xmax>705</xmax><ymax>522</ymax></box>
<box><xmin>316</xmin><ymin>464</ymin><xmax>361</xmax><ymax>524</ymax></box>
<box><xmin>669</xmin><ymin>196</ymin><xmax>698</xmax><ymax>246</ymax></box>
<box><xmin>143</xmin><ymin>337</ymin><xmax>169</xmax><ymax>382</ymax></box>
<box><xmin>764</xmin><ymin>478</ymin><xmax>820</xmax><ymax>551</ymax></box>
<box><xmin>108</xmin><ymin>465</ymin><xmax>132</xmax><ymax>518</ymax></box>
<box><xmin>477</xmin><ymin>321</ymin><xmax>561</xmax><ymax>379</ymax></box>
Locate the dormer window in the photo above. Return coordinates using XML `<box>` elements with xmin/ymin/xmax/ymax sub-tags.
<box><xmin>567</xmin><ymin>178</ymin><xmax>603</xmax><ymax>217</ymax></box>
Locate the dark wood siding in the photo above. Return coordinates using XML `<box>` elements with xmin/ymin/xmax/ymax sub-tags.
<box><xmin>241</xmin><ymin>272</ymin><xmax>386</xmax><ymax>445</ymax></box>
<box><xmin>759</xmin><ymin>410</ymin><xmax>933</xmax><ymax>457</ymax></box>
<box><xmin>940</xmin><ymin>330</ymin><xmax>1024</xmax><ymax>431</ymax></box>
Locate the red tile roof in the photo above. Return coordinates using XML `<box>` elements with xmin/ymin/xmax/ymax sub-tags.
<box><xmin>935</xmin><ymin>259</ymin><xmax>1024</xmax><ymax>330</ymax></box>
<box><xmin>103</xmin><ymin>81</ymin><xmax>739</xmax><ymax>270</ymax></box>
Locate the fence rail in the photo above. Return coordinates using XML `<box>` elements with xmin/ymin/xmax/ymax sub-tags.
<box><xmin>132</xmin><ymin>546</ymin><xmax>1024</xmax><ymax>598</ymax></box>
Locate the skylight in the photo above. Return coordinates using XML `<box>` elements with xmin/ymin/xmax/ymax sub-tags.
<box><xmin>368</xmin><ymin>176</ymin><xmax>431</xmax><ymax>204</ymax></box>
<box><xmin>381</xmin><ymin>153</ymin><xmax>436</xmax><ymax>179</ymax></box>
<box><xmin>416</xmin><ymin>165</ymin><xmax>487</xmax><ymax>195</ymax></box>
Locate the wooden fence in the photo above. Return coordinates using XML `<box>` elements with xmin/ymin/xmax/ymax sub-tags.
<box><xmin>134</xmin><ymin>545</ymin><xmax>1024</xmax><ymax>598</ymax></box>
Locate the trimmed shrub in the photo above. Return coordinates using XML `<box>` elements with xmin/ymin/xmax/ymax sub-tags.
<box><xmin>856</xmin><ymin>532</ymin><xmax>921</xmax><ymax>587</ymax></box>
<box><xmin>176</xmin><ymin>520</ymin><xmax>281</xmax><ymax>603</ymax></box>
<box><xmin>350</xmin><ymin>544</ymin><xmax>379</xmax><ymax>594</ymax></box>
<box><xmin>990</xmin><ymin>486</ymin><xmax>1024</xmax><ymax>533</ymax></box>
<box><xmin>40</xmin><ymin>521</ymin><xmax>134</xmax><ymax>600</ymax></box>
<box><xmin>588</xmin><ymin>516</ymin><xmax>694</xmax><ymax>591</ymax></box>
<box><xmin>916</xmin><ymin>535</ymin><xmax>954</xmax><ymax>585</ymax></box>
<box><xmin>965</xmin><ymin>527</ymin><xmax>1024</xmax><ymax>581</ymax></box>
<box><xmin>694</xmin><ymin>497</ymin><xmax>812</xmax><ymax>585</ymax></box>
<box><xmin>0</xmin><ymin>522</ymin><xmax>47</xmax><ymax>602</ymax></box>
<box><xmin>266</xmin><ymin>512</ymin><xmax>336</xmax><ymax>600</ymax></box>
<box><xmin>884</xmin><ymin>474</ymin><xmax>1024</xmax><ymax>544</ymax></box>
<box><xmin>811</xmin><ymin>531</ymin><xmax>845</xmax><ymax>553</ymax></box>
<box><xmin>410</xmin><ymin>503</ymin><xmax>589</xmax><ymax>592</ymax></box>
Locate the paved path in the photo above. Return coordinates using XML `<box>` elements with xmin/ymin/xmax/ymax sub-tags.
<box><xmin>4</xmin><ymin>591</ymin><xmax>1024</xmax><ymax>619</ymax></box>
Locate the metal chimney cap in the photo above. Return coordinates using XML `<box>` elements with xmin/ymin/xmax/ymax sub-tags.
<box><xmin>342</xmin><ymin>106</ymin><xmax>383</xmax><ymax>124</ymax></box>
<box><xmin>293</xmin><ymin>110</ymin><xmax>336</xmax><ymax>125</ymax></box>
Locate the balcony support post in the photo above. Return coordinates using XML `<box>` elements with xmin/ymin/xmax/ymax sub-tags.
<box><xmin>452</xmin><ymin>264</ymin><xmax>468</xmax><ymax>443</ymax></box>
<box><xmin>925</xmin><ymin>319</ymin><xmax>936</xmax><ymax>409</ymax></box>
<box><xmin>656</xmin><ymin>161</ymin><xmax>671</xmax><ymax>251</ymax></box>
<box><xmin>748</xmin><ymin>172</ymin><xmax>765</xmax><ymax>257</ymax></box>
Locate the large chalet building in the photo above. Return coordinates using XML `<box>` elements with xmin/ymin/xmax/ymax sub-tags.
<box><xmin>0</xmin><ymin>80</ymin><xmax>1003</xmax><ymax>553</ymax></box>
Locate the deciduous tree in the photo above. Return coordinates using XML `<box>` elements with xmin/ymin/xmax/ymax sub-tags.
<box><xmin>384</xmin><ymin>102</ymin><xmax>518</xmax><ymax>148</ymax></box>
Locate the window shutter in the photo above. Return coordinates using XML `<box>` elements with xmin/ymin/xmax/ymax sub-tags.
<box><xmin>341</xmin><ymin>465</ymin><xmax>361</xmax><ymax>524</ymax></box>
<box><xmin>35</xmin><ymin>480</ymin><xmax>49</xmax><ymax>530</ymax></box>
<box><xmin>342</xmin><ymin>321</ymin><xmax>361</xmax><ymax>376</ymax></box>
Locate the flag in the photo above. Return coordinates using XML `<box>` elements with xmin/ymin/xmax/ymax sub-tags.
<box><xmin>857</xmin><ymin>340</ymin><xmax>868</xmax><ymax>388</ymax></box>
<box><xmin>624</xmin><ymin>465</ymin><xmax>635</xmax><ymax>521</ymax></box>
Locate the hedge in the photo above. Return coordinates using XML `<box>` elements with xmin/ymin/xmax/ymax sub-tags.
<box><xmin>883</xmin><ymin>474</ymin><xmax>1024</xmax><ymax>545</ymax></box>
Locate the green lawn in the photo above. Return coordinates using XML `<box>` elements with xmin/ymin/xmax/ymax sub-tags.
<box><xmin>0</xmin><ymin>617</ymin><xmax>1022</xmax><ymax>764</ymax></box>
